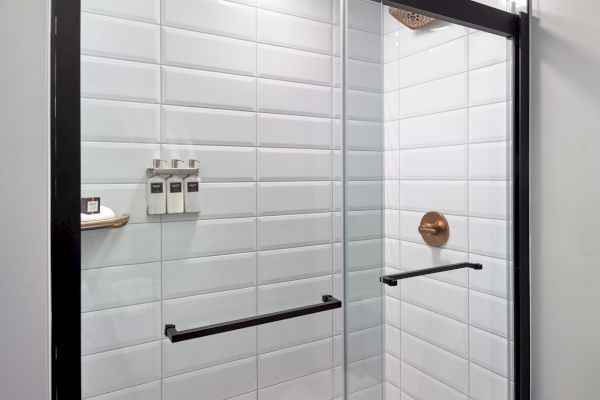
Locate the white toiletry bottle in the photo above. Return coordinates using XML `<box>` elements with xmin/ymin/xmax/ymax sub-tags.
<box><xmin>166</xmin><ymin>159</ymin><xmax>184</xmax><ymax>214</ymax></box>
<box><xmin>147</xmin><ymin>159</ymin><xmax>166</xmax><ymax>215</ymax></box>
<box><xmin>184</xmin><ymin>159</ymin><xmax>201</xmax><ymax>213</ymax></box>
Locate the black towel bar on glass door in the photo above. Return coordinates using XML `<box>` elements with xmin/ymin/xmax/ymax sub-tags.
<box><xmin>380</xmin><ymin>262</ymin><xmax>483</xmax><ymax>286</ymax></box>
<box><xmin>165</xmin><ymin>294</ymin><xmax>342</xmax><ymax>343</ymax></box>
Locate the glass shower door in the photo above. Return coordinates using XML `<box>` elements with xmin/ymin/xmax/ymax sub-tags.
<box><xmin>343</xmin><ymin>1</ymin><xmax>517</xmax><ymax>399</ymax></box>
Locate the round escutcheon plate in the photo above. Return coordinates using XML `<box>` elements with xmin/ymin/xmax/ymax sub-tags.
<box><xmin>418</xmin><ymin>211</ymin><xmax>450</xmax><ymax>247</ymax></box>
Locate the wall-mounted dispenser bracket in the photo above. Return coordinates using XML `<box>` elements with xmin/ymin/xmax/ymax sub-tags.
<box><xmin>146</xmin><ymin>167</ymin><xmax>199</xmax><ymax>178</ymax></box>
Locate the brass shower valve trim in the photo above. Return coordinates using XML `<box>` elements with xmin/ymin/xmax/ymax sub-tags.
<box><xmin>418</xmin><ymin>211</ymin><xmax>450</xmax><ymax>247</ymax></box>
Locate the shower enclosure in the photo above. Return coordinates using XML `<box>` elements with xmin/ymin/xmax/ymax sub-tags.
<box><xmin>50</xmin><ymin>0</ymin><xmax>529</xmax><ymax>399</ymax></box>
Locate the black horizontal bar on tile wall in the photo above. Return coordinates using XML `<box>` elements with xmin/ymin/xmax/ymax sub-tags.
<box><xmin>165</xmin><ymin>295</ymin><xmax>342</xmax><ymax>343</ymax></box>
<box><xmin>380</xmin><ymin>262</ymin><xmax>483</xmax><ymax>286</ymax></box>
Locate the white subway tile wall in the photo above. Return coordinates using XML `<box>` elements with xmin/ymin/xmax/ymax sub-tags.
<box><xmin>80</xmin><ymin>0</ymin><xmax>385</xmax><ymax>399</ymax></box>
<box><xmin>383</xmin><ymin>4</ymin><xmax>513</xmax><ymax>400</ymax></box>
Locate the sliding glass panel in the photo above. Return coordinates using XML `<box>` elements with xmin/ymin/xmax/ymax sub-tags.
<box><xmin>345</xmin><ymin>2</ymin><xmax>515</xmax><ymax>400</ymax></box>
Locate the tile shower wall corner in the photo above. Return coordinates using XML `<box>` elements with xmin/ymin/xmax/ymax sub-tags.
<box><xmin>79</xmin><ymin>1</ymin><xmax>354</xmax><ymax>399</ymax></box>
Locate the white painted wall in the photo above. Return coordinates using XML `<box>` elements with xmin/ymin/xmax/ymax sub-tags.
<box><xmin>0</xmin><ymin>1</ymin><xmax>50</xmax><ymax>400</ymax></box>
<box><xmin>530</xmin><ymin>1</ymin><xmax>600</xmax><ymax>399</ymax></box>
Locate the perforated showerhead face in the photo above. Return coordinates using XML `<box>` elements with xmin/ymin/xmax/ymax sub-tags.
<box><xmin>388</xmin><ymin>7</ymin><xmax>436</xmax><ymax>30</ymax></box>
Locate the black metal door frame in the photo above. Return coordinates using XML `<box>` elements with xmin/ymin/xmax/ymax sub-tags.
<box><xmin>50</xmin><ymin>0</ymin><xmax>529</xmax><ymax>399</ymax></box>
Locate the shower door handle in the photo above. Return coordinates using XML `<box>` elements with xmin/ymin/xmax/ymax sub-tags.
<box><xmin>165</xmin><ymin>295</ymin><xmax>342</xmax><ymax>343</ymax></box>
<box><xmin>380</xmin><ymin>262</ymin><xmax>483</xmax><ymax>286</ymax></box>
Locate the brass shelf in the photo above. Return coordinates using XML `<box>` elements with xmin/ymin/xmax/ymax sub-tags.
<box><xmin>81</xmin><ymin>214</ymin><xmax>130</xmax><ymax>231</ymax></box>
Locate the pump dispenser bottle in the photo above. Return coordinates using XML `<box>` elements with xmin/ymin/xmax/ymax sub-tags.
<box><xmin>147</xmin><ymin>159</ymin><xmax>166</xmax><ymax>215</ymax></box>
<box><xmin>184</xmin><ymin>159</ymin><xmax>202</xmax><ymax>213</ymax></box>
<box><xmin>166</xmin><ymin>159</ymin><xmax>184</xmax><ymax>214</ymax></box>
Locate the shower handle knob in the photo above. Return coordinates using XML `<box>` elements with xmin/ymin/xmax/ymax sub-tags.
<box><xmin>418</xmin><ymin>211</ymin><xmax>450</xmax><ymax>247</ymax></box>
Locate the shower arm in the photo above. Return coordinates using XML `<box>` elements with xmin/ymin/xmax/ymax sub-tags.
<box><xmin>380</xmin><ymin>262</ymin><xmax>483</xmax><ymax>286</ymax></box>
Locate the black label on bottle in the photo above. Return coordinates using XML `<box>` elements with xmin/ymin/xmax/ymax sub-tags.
<box><xmin>170</xmin><ymin>182</ymin><xmax>182</xmax><ymax>193</ymax></box>
<box><xmin>187</xmin><ymin>181</ymin><xmax>199</xmax><ymax>192</ymax></box>
<box><xmin>80</xmin><ymin>197</ymin><xmax>101</xmax><ymax>214</ymax></box>
<box><xmin>150</xmin><ymin>182</ymin><xmax>163</xmax><ymax>194</ymax></box>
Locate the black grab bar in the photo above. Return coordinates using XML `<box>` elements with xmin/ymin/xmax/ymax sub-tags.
<box><xmin>380</xmin><ymin>262</ymin><xmax>483</xmax><ymax>286</ymax></box>
<box><xmin>165</xmin><ymin>294</ymin><xmax>342</xmax><ymax>343</ymax></box>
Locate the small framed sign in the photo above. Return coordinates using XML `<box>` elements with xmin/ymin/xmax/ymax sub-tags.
<box><xmin>80</xmin><ymin>197</ymin><xmax>101</xmax><ymax>215</ymax></box>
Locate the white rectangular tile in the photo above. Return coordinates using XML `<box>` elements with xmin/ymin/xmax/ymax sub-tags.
<box><xmin>399</xmin><ymin>38</ymin><xmax>467</xmax><ymax>88</ymax></box>
<box><xmin>82</xmin><ymin>13</ymin><xmax>159</xmax><ymax>63</ymax></box>
<box><xmin>347</xmin><ymin>268</ymin><xmax>382</xmax><ymax>301</ymax></box>
<box><xmin>347</xmin><ymin>239</ymin><xmax>383</xmax><ymax>272</ymax></box>
<box><xmin>162</xmin><ymin>66</ymin><xmax>256</xmax><ymax>111</ymax></box>
<box><xmin>347</xmin><ymin>151</ymin><xmax>383</xmax><ymax>180</ymax></box>
<box><xmin>399</xmin><ymin>109</ymin><xmax>467</xmax><ymax>149</ymax></box>
<box><xmin>385</xmin><ymin>209</ymin><xmax>400</xmax><ymax>239</ymax></box>
<box><xmin>81</xmin><ymin>0</ymin><xmax>159</xmax><ymax>23</ymax></box>
<box><xmin>469</xmin><ymin>32</ymin><xmax>508</xmax><ymax>69</ymax></box>
<box><xmin>384</xmin><ymin>90</ymin><xmax>400</xmax><ymax>121</ymax></box>
<box><xmin>399</xmin><ymin>74</ymin><xmax>467</xmax><ymax>118</ymax></box>
<box><xmin>163</xmin><ymin>253</ymin><xmax>256</xmax><ymax>299</ymax></box>
<box><xmin>469</xmin><ymin>62</ymin><xmax>508</xmax><ymax>106</ymax></box>
<box><xmin>399</xmin><ymin>145</ymin><xmax>468</xmax><ymax>180</ymax></box>
<box><xmin>258</xmin><ymin>276</ymin><xmax>332</xmax><ymax>314</ymax></box>
<box><xmin>81</xmin><ymin>142</ymin><xmax>159</xmax><ymax>184</ymax></box>
<box><xmin>163</xmin><ymin>328</ymin><xmax>256</xmax><ymax>377</ymax></box>
<box><xmin>347</xmin><ymin>120</ymin><xmax>383</xmax><ymax>151</ymax></box>
<box><xmin>162</xmin><ymin>106</ymin><xmax>256</xmax><ymax>146</ymax></box>
<box><xmin>400</xmin><ymin>302</ymin><xmax>469</xmax><ymax>358</ymax></box>
<box><xmin>258</xmin><ymin>244</ymin><xmax>331</xmax><ymax>284</ymax></box>
<box><xmin>470</xmin><ymin>364</ymin><xmax>508</xmax><ymax>400</ymax></box>
<box><xmin>85</xmin><ymin>381</ymin><xmax>161</xmax><ymax>400</ymax></box>
<box><xmin>348</xmin><ymin>59</ymin><xmax>382</xmax><ymax>93</ymax></box>
<box><xmin>347</xmin><ymin>297</ymin><xmax>382</xmax><ymax>333</ymax></box>
<box><xmin>162</xmin><ymin>0</ymin><xmax>256</xmax><ymax>41</ymax></box>
<box><xmin>81</xmin><ymin>262</ymin><xmax>161</xmax><ymax>312</ymax></box>
<box><xmin>347</xmin><ymin>326</ymin><xmax>383</xmax><ymax>362</ymax></box>
<box><xmin>81</xmin><ymin>183</ymin><xmax>159</xmax><ymax>224</ymax></box>
<box><xmin>469</xmin><ymin>102</ymin><xmax>508</xmax><ymax>143</ymax></box>
<box><xmin>258</xmin><ymin>182</ymin><xmax>332</xmax><ymax>216</ymax></box>
<box><xmin>470</xmin><ymin>291</ymin><xmax>508</xmax><ymax>338</ymax></box>
<box><xmin>348</xmin><ymin>0</ymin><xmax>381</xmax><ymax>33</ymax></box>
<box><xmin>82</xmin><ymin>224</ymin><xmax>161</xmax><ymax>268</ymax></box>
<box><xmin>257</xmin><ymin>9</ymin><xmax>332</xmax><ymax>54</ymax></box>
<box><xmin>469</xmin><ymin>142</ymin><xmax>508</xmax><ymax>180</ymax></box>
<box><xmin>258</xmin><ymin>44</ymin><xmax>332</xmax><ymax>86</ymax></box>
<box><xmin>258</xmin><ymin>312</ymin><xmax>332</xmax><ymax>354</ymax></box>
<box><xmin>398</xmin><ymin>22</ymin><xmax>467</xmax><ymax>58</ymax></box>
<box><xmin>162</xmin><ymin>357</ymin><xmax>257</xmax><ymax>400</ymax></box>
<box><xmin>258</xmin><ymin>113</ymin><xmax>332</xmax><ymax>149</ymax></box>
<box><xmin>469</xmin><ymin>217</ymin><xmax>507</xmax><ymax>259</ymax></box>
<box><xmin>162</xmin><ymin>218</ymin><xmax>256</xmax><ymax>259</ymax></box>
<box><xmin>81</xmin><ymin>99</ymin><xmax>160</xmax><ymax>143</ymax></box>
<box><xmin>258</xmin><ymin>148</ymin><xmax>331</xmax><ymax>181</ymax></box>
<box><xmin>258</xmin><ymin>338</ymin><xmax>332</xmax><ymax>388</ymax></box>
<box><xmin>400</xmin><ymin>361</ymin><xmax>467</xmax><ymax>400</ymax></box>
<box><xmin>348</xmin><ymin>28</ymin><xmax>381</xmax><ymax>63</ymax></box>
<box><xmin>258</xmin><ymin>79</ymin><xmax>332</xmax><ymax>117</ymax></box>
<box><xmin>258</xmin><ymin>369</ymin><xmax>332</xmax><ymax>400</ymax></box>
<box><xmin>347</xmin><ymin>210</ymin><xmax>383</xmax><ymax>241</ymax></box>
<box><xmin>347</xmin><ymin>355</ymin><xmax>383</xmax><ymax>393</ymax></box>
<box><xmin>469</xmin><ymin>181</ymin><xmax>507</xmax><ymax>219</ymax></box>
<box><xmin>162</xmin><ymin>27</ymin><xmax>256</xmax><ymax>75</ymax></box>
<box><xmin>259</xmin><ymin>0</ymin><xmax>332</xmax><ymax>23</ymax></box>
<box><xmin>257</xmin><ymin>213</ymin><xmax>332</xmax><ymax>250</ymax></box>
<box><xmin>82</xmin><ymin>342</ymin><xmax>161</xmax><ymax>398</ymax></box>
<box><xmin>348</xmin><ymin>181</ymin><xmax>383</xmax><ymax>211</ymax></box>
<box><xmin>384</xmin><ymin>150</ymin><xmax>399</xmax><ymax>180</ymax></box>
<box><xmin>347</xmin><ymin>89</ymin><xmax>383</xmax><ymax>121</ymax></box>
<box><xmin>82</xmin><ymin>56</ymin><xmax>160</xmax><ymax>103</ymax></box>
<box><xmin>401</xmin><ymin>332</ymin><xmax>469</xmax><ymax>394</ymax></box>
<box><xmin>82</xmin><ymin>302</ymin><xmax>161</xmax><ymax>355</ymax></box>
<box><xmin>470</xmin><ymin>327</ymin><xmax>509</xmax><ymax>378</ymax></box>
<box><xmin>162</xmin><ymin>145</ymin><xmax>256</xmax><ymax>182</ymax></box>
<box><xmin>399</xmin><ymin>181</ymin><xmax>468</xmax><ymax>216</ymax></box>
<box><xmin>401</xmin><ymin>276</ymin><xmax>468</xmax><ymax>322</ymax></box>
<box><xmin>469</xmin><ymin>253</ymin><xmax>509</xmax><ymax>299</ymax></box>
<box><xmin>384</xmin><ymin>180</ymin><xmax>400</xmax><ymax>209</ymax></box>
<box><xmin>169</xmin><ymin>183</ymin><xmax>256</xmax><ymax>221</ymax></box>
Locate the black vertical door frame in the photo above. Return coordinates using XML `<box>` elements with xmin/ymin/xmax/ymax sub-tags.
<box><xmin>51</xmin><ymin>0</ymin><xmax>81</xmax><ymax>399</ymax></box>
<box><xmin>381</xmin><ymin>0</ymin><xmax>531</xmax><ymax>399</ymax></box>
<box><xmin>50</xmin><ymin>0</ymin><xmax>529</xmax><ymax>399</ymax></box>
